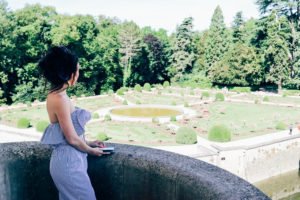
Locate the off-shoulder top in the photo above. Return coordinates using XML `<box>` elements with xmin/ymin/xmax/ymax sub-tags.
<box><xmin>40</xmin><ymin>106</ymin><xmax>91</xmax><ymax>147</ymax></box>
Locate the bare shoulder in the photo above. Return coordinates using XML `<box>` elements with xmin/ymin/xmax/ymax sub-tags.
<box><xmin>47</xmin><ymin>92</ymin><xmax>70</xmax><ymax>114</ymax></box>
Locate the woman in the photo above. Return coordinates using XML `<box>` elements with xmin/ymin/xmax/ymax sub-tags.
<box><xmin>39</xmin><ymin>46</ymin><xmax>106</xmax><ymax>200</ymax></box>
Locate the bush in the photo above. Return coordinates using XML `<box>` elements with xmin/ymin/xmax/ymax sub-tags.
<box><xmin>263</xmin><ymin>96</ymin><xmax>269</xmax><ymax>102</ymax></box>
<box><xmin>254</xmin><ymin>99</ymin><xmax>259</xmax><ymax>104</ymax></box>
<box><xmin>134</xmin><ymin>84</ymin><xmax>142</xmax><ymax>92</ymax></box>
<box><xmin>157</xmin><ymin>90</ymin><xmax>162</xmax><ymax>95</ymax></box>
<box><xmin>230</xmin><ymin>87</ymin><xmax>251</xmax><ymax>93</ymax></box>
<box><xmin>175</xmin><ymin>127</ymin><xmax>197</xmax><ymax>144</ymax></box>
<box><xmin>26</xmin><ymin>101</ymin><xmax>32</xmax><ymax>107</ymax></box>
<box><xmin>215</xmin><ymin>93</ymin><xmax>225</xmax><ymax>101</ymax></box>
<box><xmin>181</xmin><ymin>92</ymin><xmax>184</xmax><ymax>97</ymax></box>
<box><xmin>36</xmin><ymin>120</ymin><xmax>49</xmax><ymax>132</ymax></box>
<box><xmin>190</xmin><ymin>90</ymin><xmax>195</xmax><ymax>95</ymax></box>
<box><xmin>143</xmin><ymin>83</ymin><xmax>151</xmax><ymax>91</ymax></box>
<box><xmin>201</xmin><ymin>92</ymin><xmax>210</xmax><ymax>98</ymax></box>
<box><xmin>108</xmin><ymin>90</ymin><xmax>114</xmax><ymax>96</ymax></box>
<box><xmin>152</xmin><ymin>117</ymin><xmax>158</xmax><ymax>124</ymax></box>
<box><xmin>97</xmin><ymin>132</ymin><xmax>109</xmax><ymax>141</ymax></box>
<box><xmin>92</xmin><ymin>113</ymin><xmax>100</xmax><ymax>119</ymax></box>
<box><xmin>116</xmin><ymin>88</ymin><xmax>124</xmax><ymax>95</ymax></box>
<box><xmin>276</xmin><ymin>122</ymin><xmax>286</xmax><ymax>130</ymax></box>
<box><xmin>163</xmin><ymin>81</ymin><xmax>170</xmax><ymax>88</ymax></box>
<box><xmin>104</xmin><ymin>114</ymin><xmax>111</xmax><ymax>121</ymax></box>
<box><xmin>123</xmin><ymin>100</ymin><xmax>128</xmax><ymax>105</ymax></box>
<box><xmin>171</xmin><ymin>101</ymin><xmax>176</xmax><ymax>106</ymax></box>
<box><xmin>184</xmin><ymin>102</ymin><xmax>189</xmax><ymax>107</ymax></box>
<box><xmin>168</xmin><ymin>88</ymin><xmax>172</xmax><ymax>93</ymax></box>
<box><xmin>17</xmin><ymin>118</ymin><xmax>30</xmax><ymax>128</ymax></box>
<box><xmin>170</xmin><ymin>115</ymin><xmax>176</xmax><ymax>122</ymax></box>
<box><xmin>136</xmin><ymin>100</ymin><xmax>141</xmax><ymax>104</ymax></box>
<box><xmin>282</xmin><ymin>93</ymin><xmax>287</xmax><ymax>97</ymax></box>
<box><xmin>208</xmin><ymin>125</ymin><xmax>231</xmax><ymax>142</ymax></box>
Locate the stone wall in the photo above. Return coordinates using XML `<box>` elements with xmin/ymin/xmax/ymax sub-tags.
<box><xmin>0</xmin><ymin>142</ymin><xmax>269</xmax><ymax>200</ymax></box>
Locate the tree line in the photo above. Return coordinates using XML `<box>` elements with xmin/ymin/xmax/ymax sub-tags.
<box><xmin>0</xmin><ymin>0</ymin><xmax>299</xmax><ymax>104</ymax></box>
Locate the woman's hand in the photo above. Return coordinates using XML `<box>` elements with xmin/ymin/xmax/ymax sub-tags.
<box><xmin>88</xmin><ymin>147</ymin><xmax>104</xmax><ymax>157</ymax></box>
<box><xmin>87</xmin><ymin>140</ymin><xmax>106</xmax><ymax>148</ymax></box>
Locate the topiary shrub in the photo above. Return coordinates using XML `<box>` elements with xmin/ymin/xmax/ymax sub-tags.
<box><xmin>108</xmin><ymin>90</ymin><xmax>114</xmax><ymax>96</ymax></box>
<box><xmin>104</xmin><ymin>114</ymin><xmax>111</xmax><ymax>121</ymax></box>
<box><xmin>134</xmin><ymin>84</ymin><xmax>142</xmax><ymax>92</ymax></box>
<box><xmin>136</xmin><ymin>100</ymin><xmax>141</xmax><ymax>104</ymax></box>
<box><xmin>231</xmin><ymin>87</ymin><xmax>251</xmax><ymax>93</ymax></box>
<box><xmin>26</xmin><ymin>101</ymin><xmax>32</xmax><ymax>107</ymax></box>
<box><xmin>17</xmin><ymin>118</ymin><xmax>31</xmax><ymax>128</ymax></box>
<box><xmin>215</xmin><ymin>93</ymin><xmax>225</xmax><ymax>101</ymax></box>
<box><xmin>171</xmin><ymin>101</ymin><xmax>176</xmax><ymax>106</ymax></box>
<box><xmin>97</xmin><ymin>132</ymin><xmax>109</xmax><ymax>141</ymax></box>
<box><xmin>184</xmin><ymin>102</ymin><xmax>189</xmax><ymax>107</ymax></box>
<box><xmin>92</xmin><ymin>113</ymin><xmax>100</xmax><ymax>119</ymax></box>
<box><xmin>170</xmin><ymin>115</ymin><xmax>176</xmax><ymax>122</ymax></box>
<box><xmin>116</xmin><ymin>88</ymin><xmax>124</xmax><ymax>95</ymax></box>
<box><xmin>123</xmin><ymin>100</ymin><xmax>128</xmax><ymax>105</ymax></box>
<box><xmin>263</xmin><ymin>96</ymin><xmax>269</xmax><ymax>102</ymax></box>
<box><xmin>254</xmin><ymin>99</ymin><xmax>259</xmax><ymax>104</ymax></box>
<box><xmin>163</xmin><ymin>81</ymin><xmax>170</xmax><ymax>88</ymax></box>
<box><xmin>190</xmin><ymin>91</ymin><xmax>195</xmax><ymax>95</ymax></box>
<box><xmin>152</xmin><ymin>117</ymin><xmax>158</xmax><ymax>124</ymax></box>
<box><xmin>157</xmin><ymin>90</ymin><xmax>162</xmax><ymax>95</ymax></box>
<box><xmin>168</xmin><ymin>88</ymin><xmax>172</xmax><ymax>93</ymax></box>
<box><xmin>143</xmin><ymin>83</ymin><xmax>151</xmax><ymax>91</ymax></box>
<box><xmin>36</xmin><ymin>120</ymin><xmax>49</xmax><ymax>132</ymax></box>
<box><xmin>276</xmin><ymin>122</ymin><xmax>286</xmax><ymax>130</ymax></box>
<box><xmin>201</xmin><ymin>92</ymin><xmax>210</xmax><ymax>98</ymax></box>
<box><xmin>208</xmin><ymin>125</ymin><xmax>231</xmax><ymax>142</ymax></box>
<box><xmin>175</xmin><ymin>127</ymin><xmax>197</xmax><ymax>144</ymax></box>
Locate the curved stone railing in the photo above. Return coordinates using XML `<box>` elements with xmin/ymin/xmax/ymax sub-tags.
<box><xmin>0</xmin><ymin>142</ymin><xmax>270</xmax><ymax>200</ymax></box>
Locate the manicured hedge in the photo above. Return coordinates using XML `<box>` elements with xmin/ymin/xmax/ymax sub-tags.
<box><xmin>176</xmin><ymin>127</ymin><xmax>197</xmax><ymax>144</ymax></box>
<box><xmin>208</xmin><ymin>124</ymin><xmax>231</xmax><ymax>142</ymax></box>
<box><xmin>36</xmin><ymin>120</ymin><xmax>49</xmax><ymax>132</ymax></box>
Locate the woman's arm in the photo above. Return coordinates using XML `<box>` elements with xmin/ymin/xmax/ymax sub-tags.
<box><xmin>53</xmin><ymin>96</ymin><xmax>103</xmax><ymax>156</ymax></box>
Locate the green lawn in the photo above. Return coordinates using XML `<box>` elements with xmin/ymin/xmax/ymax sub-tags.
<box><xmin>232</xmin><ymin>94</ymin><xmax>300</xmax><ymax>105</ymax></box>
<box><xmin>86</xmin><ymin>121</ymin><xmax>176</xmax><ymax>146</ymax></box>
<box><xmin>124</xmin><ymin>92</ymin><xmax>200</xmax><ymax>105</ymax></box>
<box><xmin>176</xmin><ymin>101</ymin><xmax>300</xmax><ymax>141</ymax></box>
<box><xmin>0</xmin><ymin>95</ymin><xmax>121</xmax><ymax>128</ymax></box>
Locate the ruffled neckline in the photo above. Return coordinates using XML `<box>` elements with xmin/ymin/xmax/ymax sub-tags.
<box><xmin>50</xmin><ymin>106</ymin><xmax>80</xmax><ymax>125</ymax></box>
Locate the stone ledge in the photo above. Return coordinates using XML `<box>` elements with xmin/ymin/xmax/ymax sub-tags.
<box><xmin>0</xmin><ymin>142</ymin><xmax>270</xmax><ymax>200</ymax></box>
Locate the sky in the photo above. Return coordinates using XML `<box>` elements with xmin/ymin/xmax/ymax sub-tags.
<box><xmin>6</xmin><ymin>0</ymin><xmax>261</xmax><ymax>34</ymax></box>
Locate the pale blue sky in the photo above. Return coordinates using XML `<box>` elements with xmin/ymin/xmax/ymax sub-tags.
<box><xmin>6</xmin><ymin>0</ymin><xmax>260</xmax><ymax>33</ymax></box>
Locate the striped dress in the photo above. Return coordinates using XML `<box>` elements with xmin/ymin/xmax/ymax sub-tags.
<box><xmin>41</xmin><ymin>106</ymin><xmax>96</xmax><ymax>200</ymax></box>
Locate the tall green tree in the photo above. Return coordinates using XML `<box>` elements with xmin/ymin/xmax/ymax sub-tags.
<box><xmin>143</xmin><ymin>34</ymin><xmax>168</xmax><ymax>83</ymax></box>
<box><xmin>118</xmin><ymin>22</ymin><xmax>142</xmax><ymax>86</ymax></box>
<box><xmin>263</xmin><ymin>10</ymin><xmax>290</xmax><ymax>90</ymax></box>
<box><xmin>205</xmin><ymin>6</ymin><xmax>231</xmax><ymax>78</ymax></box>
<box><xmin>211</xmin><ymin>43</ymin><xmax>262</xmax><ymax>86</ymax></box>
<box><xmin>232</xmin><ymin>11</ymin><xmax>245</xmax><ymax>43</ymax></box>
<box><xmin>256</xmin><ymin>0</ymin><xmax>300</xmax><ymax>78</ymax></box>
<box><xmin>169</xmin><ymin>17</ymin><xmax>195</xmax><ymax>81</ymax></box>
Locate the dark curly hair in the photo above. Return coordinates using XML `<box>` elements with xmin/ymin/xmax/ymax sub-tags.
<box><xmin>38</xmin><ymin>46</ymin><xmax>78</xmax><ymax>93</ymax></box>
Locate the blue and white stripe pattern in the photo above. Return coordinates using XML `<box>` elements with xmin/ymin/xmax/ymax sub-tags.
<box><xmin>41</xmin><ymin>107</ymin><xmax>96</xmax><ymax>200</ymax></box>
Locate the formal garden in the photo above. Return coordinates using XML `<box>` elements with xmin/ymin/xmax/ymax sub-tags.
<box><xmin>1</xmin><ymin>83</ymin><xmax>300</xmax><ymax>146</ymax></box>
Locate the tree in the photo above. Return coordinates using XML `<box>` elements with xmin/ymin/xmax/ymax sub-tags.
<box><xmin>263</xmin><ymin>10</ymin><xmax>290</xmax><ymax>90</ymax></box>
<box><xmin>256</xmin><ymin>0</ymin><xmax>300</xmax><ymax>78</ymax></box>
<box><xmin>143</xmin><ymin>34</ymin><xmax>168</xmax><ymax>83</ymax></box>
<box><xmin>205</xmin><ymin>6</ymin><xmax>231</xmax><ymax>78</ymax></box>
<box><xmin>169</xmin><ymin>17</ymin><xmax>195</xmax><ymax>81</ymax></box>
<box><xmin>232</xmin><ymin>11</ymin><xmax>245</xmax><ymax>43</ymax></box>
<box><xmin>118</xmin><ymin>22</ymin><xmax>142</xmax><ymax>86</ymax></box>
<box><xmin>211</xmin><ymin>43</ymin><xmax>262</xmax><ymax>86</ymax></box>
